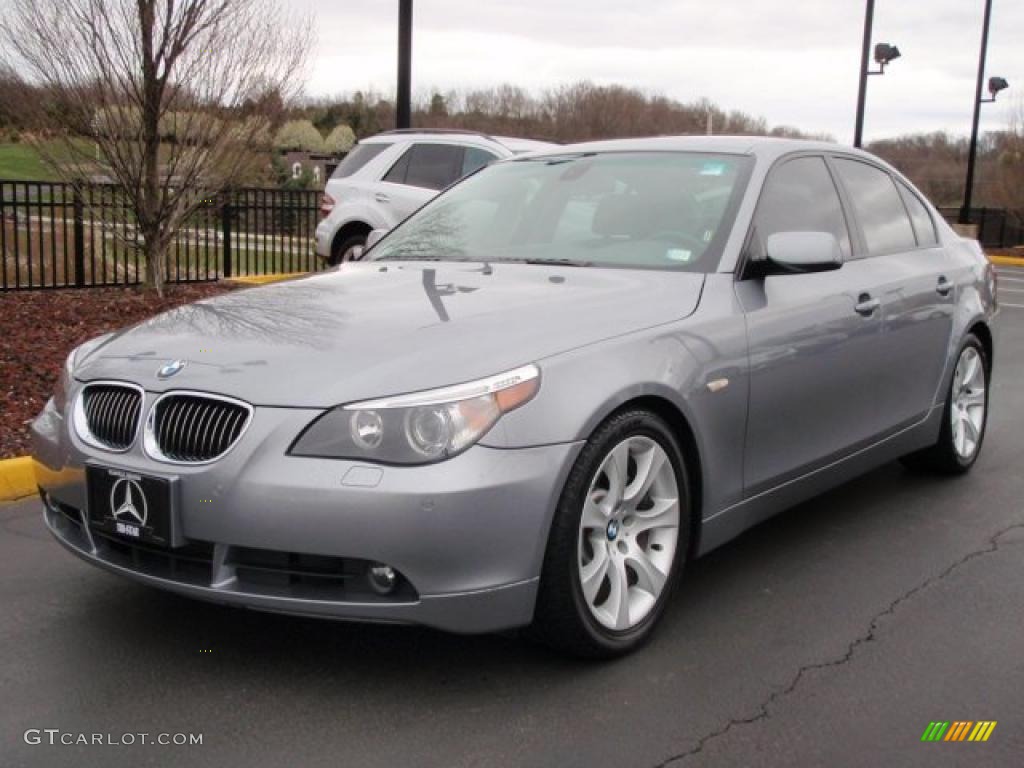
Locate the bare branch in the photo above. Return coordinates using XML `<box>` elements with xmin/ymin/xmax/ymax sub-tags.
<box><xmin>0</xmin><ymin>0</ymin><xmax>313</xmax><ymax>294</ymax></box>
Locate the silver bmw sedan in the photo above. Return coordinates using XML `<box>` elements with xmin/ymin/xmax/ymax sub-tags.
<box><xmin>32</xmin><ymin>137</ymin><xmax>998</xmax><ymax>657</ymax></box>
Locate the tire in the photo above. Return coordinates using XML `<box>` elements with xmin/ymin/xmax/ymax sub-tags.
<box><xmin>901</xmin><ymin>334</ymin><xmax>989</xmax><ymax>475</ymax></box>
<box><xmin>330</xmin><ymin>232</ymin><xmax>368</xmax><ymax>265</ymax></box>
<box><xmin>530</xmin><ymin>409</ymin><xmax>692</xmax><ymax>658</ymax></box>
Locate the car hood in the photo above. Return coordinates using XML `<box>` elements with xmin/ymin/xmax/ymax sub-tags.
<box><xmin>76</xmin><ymin>262</ymin><xmax>705</xmax><ymax>407</ymax></box>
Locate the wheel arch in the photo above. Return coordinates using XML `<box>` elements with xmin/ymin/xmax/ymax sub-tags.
<box><xmin>330</xmin><ymin>220</ymin><xmax>373</xmax><ymax>263</ymax></box>
<box><xmin>601</xmin><ymin>394</ymin><xmax>705</xmax><ymax>561</ymax></box>
<box><xmin>967</xmin><ymin>320</ymin><xmax>993</xmax><ymax>375</ymax></box>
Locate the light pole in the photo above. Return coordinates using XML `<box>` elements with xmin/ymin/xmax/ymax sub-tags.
<box><xmin>853</xmin><ymin>0</ymin><xmax>901</xmax><ymax>148</ymax></box>
<box><xmin>960</xmin><ymin>0</ymin><xmax>1008</xmax><ymax>224</ymax></box>
<box><xmin>396</xmin><ymin>0</ymin><xmax>413</xmax><ymax>130</ymax></box>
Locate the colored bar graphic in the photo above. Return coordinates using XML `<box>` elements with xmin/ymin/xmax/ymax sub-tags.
<box><xmin>923</xmin><ymin>721</ymin><xmax>996</xmax><ymax>742</ymax></box>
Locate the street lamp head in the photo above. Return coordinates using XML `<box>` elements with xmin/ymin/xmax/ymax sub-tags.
<box><xmin>988</xmin><ymin>76</ymin><xmax>1009</xmax><ymax>97</ymax></box>
<box><xmin>874</xmin><ymin>43</ymin><xmax>901</xmax><ymax>65</ymax></box>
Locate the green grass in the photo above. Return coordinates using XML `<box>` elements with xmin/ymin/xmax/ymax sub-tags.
<box><xmin>0</xmin><ymin>139</ymin><xmax>116</xmax><ymax>182</ymax></box>
<box><xmin>0</xmin><ymin>143</ymin><xmax>57</xmax><ymax>181</ymax></box>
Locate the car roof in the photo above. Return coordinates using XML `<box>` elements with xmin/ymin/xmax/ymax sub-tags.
<box><xmin>490</xmin><ymin>136</ymin><xmax>559</xmax><ymax>153</ymax></box>
<box><xmin>358</xmin><ymin>130</ymin><xmax>557</xmax><ymax>152</ymax></box>
<box><xmin>513</xmin><ymin>135</ymin><xmax>876</xmax><ymax>163</ymax></box>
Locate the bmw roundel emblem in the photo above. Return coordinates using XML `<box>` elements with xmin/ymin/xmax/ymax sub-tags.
<box><xmin>157</xmin><ymin>359</ymin><xmax>187</xmax><ymax>379</ymax></box>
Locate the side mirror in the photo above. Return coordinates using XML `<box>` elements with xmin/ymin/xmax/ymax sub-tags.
<box><xmin>764</xmin><ymin>231</ymin><xmax>843</xmax><ymax>273</ymax></box>
<box><xmin>366</xmin><ymin>228</ymin><xmax>389</xmax><ymax>249</ymax></box>
<box><xmin>349</xmin><ymin>245</ymin><xmax>365</xmax><ymax>260</ymax></box>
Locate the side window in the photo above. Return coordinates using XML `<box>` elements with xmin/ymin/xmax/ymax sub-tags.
<box><xmin>330</xmin><ymin>142</ymin><xmax>391</xmax><ymax>179</ymax></box>
<box><xmin>752</xmin><ymin>156</ymin><xmax>852</xmax><ymax>260</ymax></box>
<box><xmin>461</xmin><ymin>147</ymin><xmax>498</xmax><ymax>177</ymax></box>
<box><xmin>404</xmin><ymin>143</ymin><xmax>465</xmax><ymax>190</ymax></box>
<box><xmin>382</xmin><ymin>147</ymin><xmax>412</xmax><ymax>184</ymax></box>
<box><xmin>896</xmin><ymin>181</ymin><xmax>938</xmax><ymax>247</ymax></box>
<box><xmin>832</xmin><ymin>158</ymin><xmax>916</xmax><ymax>256</ymax></box>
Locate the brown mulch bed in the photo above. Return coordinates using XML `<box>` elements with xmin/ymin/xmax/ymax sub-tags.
<box><xmin>1</xmin><ymin>282</ymin><xmax>239</xmax><ymax>459</ymax></box>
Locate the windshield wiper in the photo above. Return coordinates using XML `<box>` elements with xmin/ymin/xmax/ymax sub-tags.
<box><xmin>375</xmin><ymin>255</ymin><xmax>467</xmax><ymax>262</ymax></box>
<box><xmin>515</xmin><ymin>152</ymin><xmax>597</xmax><ymax>166</ymax></box>
<box><xmin>493</xmin><ymin>257</ymin><xmax>593</xmax><ymax>268</ymax></box>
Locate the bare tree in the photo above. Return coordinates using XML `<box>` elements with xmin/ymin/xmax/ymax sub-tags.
<box><xmin>993</xmin><ymin>98</ymin><xmax>1024</xmax><ymax>212</ymax></box>
<box><xmin>0</xmin><ymin>0</ymin><xmax>312</xmax><ymax>295</ymax></box>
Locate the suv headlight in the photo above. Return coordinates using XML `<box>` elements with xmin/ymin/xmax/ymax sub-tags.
<box><xmin>290</xmin><ymin>364</ymin><xmax>540</xmax><ymax>464</ymax></box>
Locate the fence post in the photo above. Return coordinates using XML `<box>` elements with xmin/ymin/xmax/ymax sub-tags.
<box><xmin>72</xmin><ymin>186</ymin><xmax>85</xmax><ymax>287</ymax></box>
<box><xmin>221</xmin><ymin>193</ymin><xmax>232</xmax><ymax>279</ymax></box>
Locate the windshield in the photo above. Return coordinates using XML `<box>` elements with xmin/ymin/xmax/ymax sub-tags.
<box><xmin>371</xmin><ymin>151</ymin><xmax>752</xmax><ymax>271</ymax></box>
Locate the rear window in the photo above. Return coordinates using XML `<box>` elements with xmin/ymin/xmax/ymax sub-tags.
<box><xmin>833</xmin><ymin>158</ymin><xmax>916</xmax><ymax>256</ymax></box>
<box><xmin>330</xmin><ymin>142</ymin><xmax>391</xmax><ymax>179</ymax></box>
<box><xmin>897</xmin><ymin>181</ymin><xmax>938</xmax><ymax>247</ymax></box>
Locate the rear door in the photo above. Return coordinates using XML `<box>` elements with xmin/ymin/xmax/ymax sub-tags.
<box><xmin>376</xmin><ymin>143</ymin><xmax>498</xmax><ymax>227</ymax></box>
<box><xmin>738</xmin><ymin>154</ymin><xmax>887</xmax><ymax>494</ymax></box>
<box><xmin>830</xmin><ymin>157</ymin><xmax>956</xmax><ymax>427</ymax></box>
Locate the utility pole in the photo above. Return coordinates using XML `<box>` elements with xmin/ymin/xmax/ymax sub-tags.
<box><xmin>960</xmin><ymin>0</ymin><xmax>994</xmax><ymax>224</ymax></box>
<box><xmin>396</xmin><ymin>0</ymin><xmax>413</xmax><ymax>129</ymax></box>
<box><xmin>853</xmin><ymin>0</ymin><xmax>875</xmax><ymax>148</ymax></box>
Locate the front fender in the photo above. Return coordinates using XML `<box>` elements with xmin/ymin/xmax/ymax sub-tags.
<box><xmin>482</xmin><ymin>277</ymin><xmax>750</xmax><ymax>518</ymax></box>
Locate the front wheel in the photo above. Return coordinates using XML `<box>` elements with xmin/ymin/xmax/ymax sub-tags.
<box><xmin>531</xmin><ymin>409</ymin><xmax>691</xmax><ymax>658</ymax></box>
<box><xmin>901</xmin><ymin>334</ymin><xmax>989</xmax><ymax>474</ymax></box>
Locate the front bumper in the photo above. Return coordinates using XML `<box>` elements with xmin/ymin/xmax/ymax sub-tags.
<box><xmin>32</xmin><ymin>394</ymin><xmax>581</xmax><ymax>633</ymax></box>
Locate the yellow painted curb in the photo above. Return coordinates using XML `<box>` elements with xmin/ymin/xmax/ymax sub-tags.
<box><xmin>225</xmin><ymin>272</ymin><xmax>307</xmax><ymax>286</ymax></box>
<box><xmin>0</xmin><ymin>456</ymin><xmax>36</xmax><ymax>502</ymax></box>
<box><xmin>989</xmin><ymin>255</ymin><xmax>1024</xmax><ymax>267</ymax></box>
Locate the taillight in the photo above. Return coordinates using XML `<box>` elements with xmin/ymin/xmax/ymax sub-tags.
<box><xmin>319</xmin><ymin>192</ymin><xmax>335</xmax><ymax>218</ymax></box>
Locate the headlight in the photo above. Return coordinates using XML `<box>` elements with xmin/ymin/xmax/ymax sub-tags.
<box><xmin>52</xmin><ymin>351</ymin><xmax>76</xmax><ymax>414</ymax></box>
<box><xmin>52</xmin><ymin>333</ymin><xmax>113</xmax><ymax>413</ymax></box>
<box><xmin>290</xmin><ymin>364</ymin><xmax>541</xmax><ymax>464</ymax></box>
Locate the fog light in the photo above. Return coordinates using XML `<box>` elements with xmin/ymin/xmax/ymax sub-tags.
<box><xmin>368</xmin><ymin>563</ymin><xmax>398</xmax><ymax>594</ymax></box>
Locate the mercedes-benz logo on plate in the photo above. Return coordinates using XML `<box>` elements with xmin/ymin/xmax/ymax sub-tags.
<box><xmin>157</xmin><ymin>359</ymin><xmax>187</xmax><ymax>379</ymax></box>
<box><xmin>110</xmin><ymin>477</ymin><xmax>148</xmax><ymax>527</ymax></box>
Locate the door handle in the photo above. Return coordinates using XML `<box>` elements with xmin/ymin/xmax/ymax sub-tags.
<box><xmin>936</xmin><ymin>276</ymin><xmax>952</xmax><ymax>296</ymax></box>
<box><xmin>854</xmin><ymin>294</ymin><xmax>880</xmax><ymax>316</ymax></box>
<box><xmin>374</xmin><ymin>192</ymin><xmax>390</xmax><ymax>203</ymax></box>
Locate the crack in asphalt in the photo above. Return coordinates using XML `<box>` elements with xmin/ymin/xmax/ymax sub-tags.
<box><xmin>653</xmin><ymin>521</ymin><xmax>1024</xmax><ymax>768</ymax></box>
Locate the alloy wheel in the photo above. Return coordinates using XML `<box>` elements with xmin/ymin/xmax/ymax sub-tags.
<box><xmin>577</xmin><ymin>436</ymin><xmax>680</xmax><ymax>631</ymax></box>
<box><xmin>950</xmin><ymin>346</ymin><xmax>987</xmax><ymax>461</ymax></box>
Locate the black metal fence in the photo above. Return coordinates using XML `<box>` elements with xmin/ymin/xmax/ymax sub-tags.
<box><xmin>1</xmin><ymin>180</ymin><xmax>324</xmax><ymax>291</ymax></box>
<box><xmin>937</xmin><ymin>207</ymin><xmax>1024</xmax><ymax>249</ymax></box>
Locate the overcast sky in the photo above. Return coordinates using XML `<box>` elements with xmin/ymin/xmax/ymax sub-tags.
<box><xmin>294</xmin><ymin>0</ymin><xmax>1022</xmax><ymax>144</ymax></box>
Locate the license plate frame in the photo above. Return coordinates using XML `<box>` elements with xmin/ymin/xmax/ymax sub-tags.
<box><xmin>85</xmin><ymin>464</ymin><xmax>182</xmax><ymax>548</ymax></box>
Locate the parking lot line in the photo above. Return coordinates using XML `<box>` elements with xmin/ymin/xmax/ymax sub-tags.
<box><xmin>998</xmin><ymin>277</ymin><xmax>1024</xmax><ymax>284</ymax></box>
<box><xmin>1001</xmin><ymin>303</ymin><xmax>1024</xmax><ymax>309</ymax></box>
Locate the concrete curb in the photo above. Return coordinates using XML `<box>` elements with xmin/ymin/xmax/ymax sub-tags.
<box><xmin>225</xmin><ymin>272</ymin><xmax>307</xmax><ymax>286</ymax></box>
<box><xmin>0</xmin><ymin>456</ymin><xmax>35</xmax><ymax>502</ymax></box>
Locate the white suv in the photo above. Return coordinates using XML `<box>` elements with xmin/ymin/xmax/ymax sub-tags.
<box><xmin>315</xmin><ymin>130</ymin><xmax>556</xmax><ymax>263</ymax></box>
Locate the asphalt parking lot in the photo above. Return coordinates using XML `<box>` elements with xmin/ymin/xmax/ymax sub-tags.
<box><xmin>2</xmin><ymin>264</ymin><xmax>1023</xmax><ymax>768</ymax></box>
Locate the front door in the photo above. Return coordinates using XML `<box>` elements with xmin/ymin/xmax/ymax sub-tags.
<box><xmin>738</xmin><ymin>154</ymin><xmax>887</xmax><ymax>495</ymax></box>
